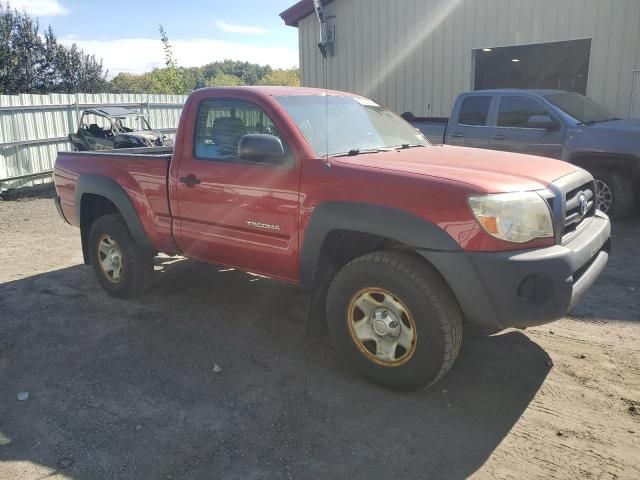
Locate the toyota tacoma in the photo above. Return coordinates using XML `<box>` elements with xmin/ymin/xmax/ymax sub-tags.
<box><xmin>54</xmin><ymin>87</ymin><xmax>611</xmax><ymax>390</ymax></box>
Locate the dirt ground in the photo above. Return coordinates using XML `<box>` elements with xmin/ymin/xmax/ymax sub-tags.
<box><xmin>0</xmin><ymin>189</ymin><xmax>639</xmax><ymax>479</ymax></box>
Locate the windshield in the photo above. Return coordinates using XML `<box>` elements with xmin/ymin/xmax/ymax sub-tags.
<box><xmin>275</xmin><ymin>95</ymin><xmax>428</xmax><ymax>157</ymax></box>
<box><xmin>544</xmin><ymin>92</ymin><xmax>616</xmax><ymax>124</ymax></box>
<box><xmin>113</xmin><ymin>115</ymin><xmax>151</xmax><ymax>132</ymax></box>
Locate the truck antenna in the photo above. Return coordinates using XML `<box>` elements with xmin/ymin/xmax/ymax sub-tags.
<box><xmin>313</xmin><ymin>0</ymin><xmax>332</xmax><ymax>167</ymax></box>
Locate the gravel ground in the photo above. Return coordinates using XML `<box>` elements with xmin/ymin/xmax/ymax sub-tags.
<box><xmin>0</xmin><ymin>189</ymin><xmax>639</xmax><ymax>479</ymax></box>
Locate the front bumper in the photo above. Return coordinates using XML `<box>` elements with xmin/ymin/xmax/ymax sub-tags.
<box><xmin>418</xmin><ymin>211</ymin><xmax>611</xmax><ymax>332</ymax></box>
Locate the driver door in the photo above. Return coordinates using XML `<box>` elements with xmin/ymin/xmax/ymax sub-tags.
<box><xmin>172</xmin><ymin>97</ymin><xmax>301</xmax><ymax>282</ymax></box>
<box><xmin>489</xmin><ymin>96</ymin><xmax>564</xmax><ymax>159</ymax></box>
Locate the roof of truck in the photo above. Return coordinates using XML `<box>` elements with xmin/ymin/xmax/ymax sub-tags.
<box><xmin>194</xmin><ymin>86</ymin><xmax>362</xmax><ymax>98</ymax></box>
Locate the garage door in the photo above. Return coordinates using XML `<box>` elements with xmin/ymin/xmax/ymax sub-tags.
<box><xmin>473</xmin><ymin>39</ymin><xmax>591</xmax><ymax>95</ymax></box>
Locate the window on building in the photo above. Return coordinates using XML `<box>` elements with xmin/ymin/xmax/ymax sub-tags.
<box><xmin>474</xmin><ymin>39</ymin><xmax>591</xmax><ymax>95</ymax></box>
<box><xmin>457</xmin><ymin>96</ymin><xmax>492</xmax><ymax>126</ymax></box>
<box><xmin>497</xmin><ymin>96</ymin><xmax>553</xmax><ymax>128</ymax></box>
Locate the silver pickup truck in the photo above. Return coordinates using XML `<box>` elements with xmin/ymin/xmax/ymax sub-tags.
<box><xmin>404</xmin><ymin>90</ymin><xmax>640</xmax><ymax>219</ymax></box>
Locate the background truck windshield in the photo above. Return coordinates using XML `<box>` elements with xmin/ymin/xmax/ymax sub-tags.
<box><xmin>544</xmin><ymin>92</ymin><xmax>616</xmax><ymax>124</ymax></box>
<box><xmin>276</xmin><ymin>95</ymin><xmax>428</xmax><ymax>157</ymax></box>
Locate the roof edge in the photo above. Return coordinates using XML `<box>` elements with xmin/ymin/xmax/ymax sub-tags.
<box><xmin>279</xmin><ymin>0</ymin><xmax>334</xmax><ymax>27</ymax></box>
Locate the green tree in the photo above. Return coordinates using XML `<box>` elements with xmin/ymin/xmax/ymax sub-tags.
<box><xmin>258</xmin><ymin>69</ymin><xmax>300</xmax><ymax>86</ymax></box>
<box><xmin>108</xmin><ymin>56</ymin><xmax>297</xmax><ymax>93</ymax></box>
<box><xmin>206</xmin><ymin>73</ymin><xmax>245</xmax><ymax>87</ymax></box>
<box><xmin>110</xmin><ymin>72</ymin><xmax>160</xmax><ymax>94</ymax></box>
<box><xmin>153</xmin><ymin>25</ymin><xmax>189</xmax><ymax>94</ymax></box>
<box><xmin>0</xmin><ymin>4</ymin><xmax>106</xmax><ymax>94</ymax></box>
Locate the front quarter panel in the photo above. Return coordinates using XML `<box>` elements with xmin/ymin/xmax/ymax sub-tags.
<box><xmin>297</xmin><ymin>156</ymin><xmax>550</xmax><ymax>286</ymax></box>
<box><xmin>563</xmin><ymin>127</ymin><xmax>640</xmax><ymax>162</ymax></box>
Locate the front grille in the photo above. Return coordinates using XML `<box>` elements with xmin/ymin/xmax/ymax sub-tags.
<box><xmin>563</xmin><ymin>181</ymin><xmax>596</xmax><ymax>236</ymax></box>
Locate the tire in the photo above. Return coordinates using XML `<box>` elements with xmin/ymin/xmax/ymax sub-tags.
<box><xmin>592</xmin><ymin>170</ymin><xmax>635</xmax><ymax>219</ymax></box>
<box><xmin>326</xmin><ymin>251</ymin><xmax>463</xmax><ymax>391</ymax></box>
<box><xmin>88</xmin><ymin>214</ymin><xmax>153</xmax><ymax>298</ymax></box>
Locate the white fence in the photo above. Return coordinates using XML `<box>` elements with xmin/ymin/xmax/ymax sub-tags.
<box><xmin>0</xmin><ymin>93</ymin><xmax>187</xmax><ymax>191</ymax></box>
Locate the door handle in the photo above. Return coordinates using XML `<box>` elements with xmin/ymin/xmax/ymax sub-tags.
<box><xmin>180</xmin><ymin>174</ymin><xmax>201</xmax><ymax>187</ymax></box>
<box><xmin>491</xmin><ymin>134</ymin><xmax>506</xmax><ymax>140</ymax></box>
<box><xmin>450</xmin><ymin>132</ymin><xmax>464</xmax><ymax>138</ymax></box>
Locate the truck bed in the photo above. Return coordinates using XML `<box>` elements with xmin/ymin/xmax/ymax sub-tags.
<box><xmin>54</xmin><ymin>147</ymin><xmax>176</xmax><ymax>252</ymax></box>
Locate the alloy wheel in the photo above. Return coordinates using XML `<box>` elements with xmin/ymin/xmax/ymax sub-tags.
<box><xmin>595</xmin><ymin>178</ymin><xmax>613</xmax><ymax>213</ymax></box>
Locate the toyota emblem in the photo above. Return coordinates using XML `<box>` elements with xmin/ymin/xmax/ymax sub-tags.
<box><xmin>579</xmin><ymin>193</ymin><xmax>589</xmax><ymax>217</ymax></box>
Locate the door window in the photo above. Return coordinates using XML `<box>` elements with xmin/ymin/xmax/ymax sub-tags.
<box><xmin>457</xmin><ymin>96</ymin><xmax>492</xmax><ymax>126</ymax></box>
<box><xmin>194</xmin><ymin>99</ymin><xmax>289</xmax><ymax>164</ymax></box>
<box><xmin>497</xmin><ymin>96</ymin><xmax>554</xmax><ymax>128</ymax></box>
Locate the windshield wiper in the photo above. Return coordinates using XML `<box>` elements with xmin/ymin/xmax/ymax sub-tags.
<box><xmin>577</xmin><ymin>117</ymin><xmax>621</xmax><ymax>126</ymax></box>
<box><xmin>395</xmin><ymin>143</ymin><xmax>426</xmax><ymax>150</ymax></box>
<box><xmin>330</xmin><ymin>147</ymin><xmax>395</xmax><ymax>157</ymax></box>
<box><xmin>330</xmin><ymin>145</ymin><xmax>425</xmax><ymax>157</ymax></box>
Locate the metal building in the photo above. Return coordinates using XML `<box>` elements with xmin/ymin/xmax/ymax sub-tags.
<box><xmin>281</xmin><ymin>0</ymin><xmax>640</xmax><ymax>118</ymax></box>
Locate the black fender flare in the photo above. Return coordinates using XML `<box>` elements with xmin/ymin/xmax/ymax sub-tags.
<box><xmin>75</xmin><ymin>174</ymin><xmax>152</xmax><ymax>262</ymax></box>
<box><xmin>300</xmin><ymin>201</ymin><xmax>461</xmax><ymax>288</ymax></box>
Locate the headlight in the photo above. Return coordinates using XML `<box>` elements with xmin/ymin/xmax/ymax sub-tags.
<box><xmin>468</xmin><ymin>192</ymin><xmax>554</xmax><ymax>243</ymax></box>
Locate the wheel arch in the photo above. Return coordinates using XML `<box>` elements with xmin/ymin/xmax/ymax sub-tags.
<box><xmin>569</xmin><ymin>152</ymin><xmax>639</xmax><ymax>176</ymax></box>
<box><xmin>301</xmin><ymin>202</ymin><xmax>461</xmax><ymax>288</ymax></box>
<box><xmin>302</xmin><ymin>202</ymin><xmax>461</xmax><ymax>335</ymax></box>
<box><xmin>75</xmin><ymin>174</ymin><xmax>152</xmax><ymax>264</ymax></box>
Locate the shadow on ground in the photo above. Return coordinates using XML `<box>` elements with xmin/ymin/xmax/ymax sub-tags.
<box><xmin>0</xmin><ymin>183</ymin><xmax>56</xmax><ymax>201</ymax></box>
<box><xmin>0</xmin><ymin>259</ymin><xmax>551</xmax><ymax>479</ymax></box>
<box><xmin>569</xmin><ymin>219</ymin><xmax>640</xmax><ymax>323</ymax></box>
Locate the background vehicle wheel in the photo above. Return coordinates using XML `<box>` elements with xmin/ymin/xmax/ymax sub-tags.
<box><xmin>326</xmin><ymin>251</ymin><xmax>463</xmax><ymax>391</ymax></box>
<box><xmin>593</xmin><ymin>170</ymin><xmax>635</xmax><ymax>219</ymax></box>
<box><xmin>88</xmin><ymin>214</ymin><xmax>153</xmax><ymax>298</ymax></box>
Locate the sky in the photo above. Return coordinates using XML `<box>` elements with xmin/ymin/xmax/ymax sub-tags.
<box><xmin>2</xmin><ymin>0</ymin><xmax>300</xmax><ymax>78</ymax></box>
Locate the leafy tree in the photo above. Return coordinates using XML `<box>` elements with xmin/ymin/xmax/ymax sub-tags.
<box><xmin>258</xmin><ymin>69</ymin><xmax>301</xmax><ymax>87</ymax></box>
<box><xmin>0</xmin><ymin>4</ymin><xmax>106</xmax><ymax>94</ymax></box>
<box><xmin>105</xmin><ymin>29</ymin><xmax>300</xmax><ymax>94</ymax></box>
<box><xmin>154</xmin><ymin>25</ymin><xmax>189</xmax><ymax>94</ymax></box>
<box><xmin>206</xmin><ymin>73</ymin><xmax>245</xmax><ymax>87</ymax></box>
<box><xmin>110</xmin><ymin>72</ymin><xmax>161</xmax><ymax>94</ymax></box>
<box><xmin>109</xmin><ymin>61</ymin><xmax>300</xmax><ymax>94</ymax></box>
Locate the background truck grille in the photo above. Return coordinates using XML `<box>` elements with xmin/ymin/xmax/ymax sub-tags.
<box><xmin>563</xmin><ymin>181</ymin><xmax>596</xmax><ymax>236</ymax></box>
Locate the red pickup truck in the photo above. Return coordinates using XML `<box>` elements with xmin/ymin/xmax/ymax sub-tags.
<box><xmin>54</xmin><ymin>86</ymin><xmax>611</xmax><ymax>390</ymax></box>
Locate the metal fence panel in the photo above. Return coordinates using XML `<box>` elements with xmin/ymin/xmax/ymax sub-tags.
<box><xmin>0</xmin><ymin>93</ymin><xmax>187</xmax><ymax>191</ymax></box>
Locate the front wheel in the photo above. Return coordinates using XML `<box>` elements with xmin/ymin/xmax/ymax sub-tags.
<box><xmin>593</xmin><ymin>170</ymin><xmax>635</xmax><ymax>219</ymax></box>
<box><xmin>88</xmin><ymin>214</ymin><xmax>153</xmax><ymax>298</ymax></box>
<box><xmin>326</xmin><ymin>251</ymin><xmax>463</xmax><ymax>391</ymax></box>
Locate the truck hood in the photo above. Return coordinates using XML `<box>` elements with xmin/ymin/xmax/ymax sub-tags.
<box><xmin>333</xmin><ymin>145</ymin><xmax>579</xmax><ymax>193</ymax></box>
<box><xmin>584</xmin><ymin>118</ymin><xmax>640</xmax><ymax>133</ymax></box>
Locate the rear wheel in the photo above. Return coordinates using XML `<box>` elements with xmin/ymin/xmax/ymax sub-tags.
<box><xmin>593</xmin><ymin>170</ymin><xmax>635</xmax><ymax>219</ymax></box>
<box><xmin>88</xmin><ymin>214</ymin><xmax>153</xmax><ymax>298</ymax></box>
<box><xmin>326</xmin><ymin>251</ymin><xmax>463</xmax><ymax>391</ymax></box>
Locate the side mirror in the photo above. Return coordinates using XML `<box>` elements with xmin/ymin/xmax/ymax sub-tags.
<box><xmin>238</xmin><ymin>134</ymin><xmax>285</xmax><ymax>163</ymax></box>
<box><xmin>528</xmin><ymin>115</ymin><xmax>560</xmax><ymax>131</ymax></box>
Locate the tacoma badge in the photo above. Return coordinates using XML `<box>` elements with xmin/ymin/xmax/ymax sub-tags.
<box><xmin>246</xmin><ymin>221</ymin><xmax>281</xmax><ymax>231</ymax></box>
